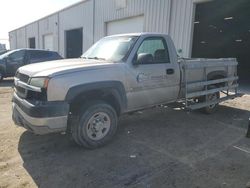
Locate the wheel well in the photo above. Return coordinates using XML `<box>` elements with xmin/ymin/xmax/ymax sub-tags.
<box><xmin>69</xmin><ymin>89</ymin><xmax>121</xmax><ymax>117</ymax></box>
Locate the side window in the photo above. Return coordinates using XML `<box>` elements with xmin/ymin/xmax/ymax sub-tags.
<box><xmin>136</xmin><ymin>37</ymin><xmax>170</xmax><ymax>64</ymax></box>
<box><xmin>8</xmin><ymin>50</ymin><xmax>25</xmax><ymax>63</ymax></box>
<box><xmin>29</xmin><ymin>51</ymin><xmax>49</xmax><ymax>63</ymax></box>
<box><xmin>29</xmin><ymin>51</ymin><xmax>39</xmax><ymax>63</ymax></box>
<box><xmin>40</xmin><ymin>51</ymin><xmax>50</xmax><ymax>58</ymax></box>
<box><xmin>50</xmin><ymin>52</ymin><xmax>62</xmax><ymax>59</ymax></box>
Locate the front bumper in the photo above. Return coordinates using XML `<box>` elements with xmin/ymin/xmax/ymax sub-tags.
<box><xmin>12</xmin><ymin>93</ymin><xmax>69</xmax><ymax>135</ymax></box>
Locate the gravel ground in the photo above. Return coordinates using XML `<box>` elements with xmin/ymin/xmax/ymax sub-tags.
<box><xmin>0</xmin><ymin>78</ymin><xmax>250</xmax><ymax>188</ymax></box>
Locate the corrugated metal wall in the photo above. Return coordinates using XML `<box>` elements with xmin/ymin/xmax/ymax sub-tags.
<box><xmin>16</xmin><ymin>28</ymin><xmax>26</xmax><ymax>49</ymax></box>
<box><xmin>9</xmin><ymin>31</ymin><xmax>17</xmax><ymax>50</ymax></box>
<box><xmin>170</xmin><ymin>0</ymin><xmax>195</xmax><ymax>57</ymax></box>
<box><xmin>9</xmin><ymin>0</ymin><xmax>197</xmax><ymax>58</ymax></box>
<box><xmin>26</xmin><ymin>22</ymin><xmax>39</xmax><ymax>48</ymax></box>
<box><xmin>58</xmin><ymin>0</ymin><xmax>94</xmax><ymax>55</ymax></box>
<box><xmin>38</xmin><ymin>14</ymin><xmax>59</xmax><ymax>52</ymax></box>
<box><xmin>94</xmin><ymin>0</ymin><xmax>172</xmax><ymax>41</ymax></box>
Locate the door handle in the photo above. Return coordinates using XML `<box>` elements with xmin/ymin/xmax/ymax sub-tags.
<box><xmin>166</xmin><ymin>68</ymin><xmax>174</xmax><ymax>75</ymax></box>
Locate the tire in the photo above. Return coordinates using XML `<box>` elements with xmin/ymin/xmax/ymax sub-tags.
<box><xmin>71</xmin><ymin>100</ymin><xmax>118</xmax><ymax>149</ymax></box>
<box><xmin>201</xmin><ymin>85</ymin><xmax>220</xmax><ymax>114</ymax></box>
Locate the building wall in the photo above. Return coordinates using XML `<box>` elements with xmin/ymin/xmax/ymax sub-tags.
<box><xmin>9</xmin><ymin>0</ymin><xmax>199</xmax><ymax>58</ymax></box>
<box><xmin>38</xmin><ymin>14</ymin><xmax>59</xmax><ymax>52</ymax></box>
<box><xmin>26</xmin><ymin>22</ymin><xmax>39</xmax><ymax>48</ymax></box>
<box><xmin>170</xmin><ymin>0</ymin><xmax>195</xmax><ymax>57</ymax></box>
<box><xmin>9</xmin><ymin>31</ymin><xmax>17</xmax><ymax>50</ymax></box>
<box><xmin>16</xmin><ymin>27</ymin><xmax>26</xmax><ymax>48</ymax></box>
<box><xmin>94</xmin><ymin>0</ymin><xmax>172</xmax><ymax>41</ymax></box>
<box><xmin>58</xmin><ymin>0</ymin><xmax>94</xmax><ymax>56</ymax></box>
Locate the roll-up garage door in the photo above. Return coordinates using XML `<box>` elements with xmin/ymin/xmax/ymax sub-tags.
<box><xmin>43</xmin><ymin>34</ymin><xmax>54</xmax><ymax>51</ymax></box>
<box><xmin>107</xmin><ymin>16</ymin><xmax>144</xmax><ymax>36</ymax></box>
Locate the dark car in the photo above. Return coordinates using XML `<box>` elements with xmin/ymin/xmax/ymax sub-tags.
<box><xmin>0</xmin><ymin>49</ymin><xmax>62</xmax><ymax>81</ymax></box>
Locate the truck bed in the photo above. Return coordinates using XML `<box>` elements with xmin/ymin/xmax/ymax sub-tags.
<box><xmin>178</xmin><ymin>58</ymin><xmax>238</xmax><ymax>109</ymax></box>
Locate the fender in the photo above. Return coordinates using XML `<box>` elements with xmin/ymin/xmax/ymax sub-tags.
<box><xmin>65</xmin><ymin>81</ymin><xmax>128</xmax><ymax>113</ymax></box>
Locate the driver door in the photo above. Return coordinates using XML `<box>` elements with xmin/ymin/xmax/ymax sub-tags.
<box><xmin>127</xmin><ymin>37</ymin><xmax>179</xmax><ymax>110</ymax></box>
<box><xmin>6</xmin><ymin>50</ymin><xmax>26</xmax><ymax>76</ymax></box>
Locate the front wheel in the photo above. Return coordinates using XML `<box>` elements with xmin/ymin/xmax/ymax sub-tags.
<box><xmin>71</xmin><ymin>101</ymin><xmax>118</xmax><ymax>148</ymax></box>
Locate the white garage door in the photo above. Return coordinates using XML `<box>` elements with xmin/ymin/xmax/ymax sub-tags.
<box><xmin>43</xmin><ymin>34</ymin><xmax>54</xmax><ymax>51</ymax></box>
<box><xmin>107</xmin><ymin>16</ymin><xmax>144</xmax><ymax>36</ymax></box>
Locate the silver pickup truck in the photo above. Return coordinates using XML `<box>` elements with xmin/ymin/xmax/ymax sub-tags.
<box><xmin>12</xmin><ymin>33</ymin><xmax>238</xmax><ymax>148</ymax></box>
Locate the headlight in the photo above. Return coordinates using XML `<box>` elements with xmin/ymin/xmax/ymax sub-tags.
<box><xmin>29</xmin><ymin>77</ymin><xmax>50</xmax><ymax>89</ymax></box>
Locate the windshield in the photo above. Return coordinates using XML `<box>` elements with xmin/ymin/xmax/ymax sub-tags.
<box><xmin>0</xmin><ymin>49</ymin><xmax>18</xmax><ymax>59</ymax></box>
<box><xmin>82</xmin><ymin>36</ymin><xmax>138</xmax><ymax>62</ymax></box>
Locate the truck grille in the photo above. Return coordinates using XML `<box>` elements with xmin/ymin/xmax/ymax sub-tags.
<box><xmin>16</xmin><ymin>86</ymin><xmax>25</xmax><ymax>94</ymax></box>
<box><xmin>15</xmin><ymin>72</ymin><xmax>30</xmax><ymax>83</ymax></box>
<box><xmin>15</xmin><ymin>85</ymin><xmax>27</xmax><ymax>99</ymax></box>
<box><xmin>14</xmin><ymin>72</ymin><xmax>29</xmax><ymax>98</ymax></box>
<box><xmin>14</xmin><ymin>72</ymin><xmax>47</xmax><ymax>101</ymax></box>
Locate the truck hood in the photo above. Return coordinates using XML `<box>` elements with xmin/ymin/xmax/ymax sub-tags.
<box><xmin>18</xmin><ymin>58</ymin><xmax>116</xmax><ymax>77</ymax></box>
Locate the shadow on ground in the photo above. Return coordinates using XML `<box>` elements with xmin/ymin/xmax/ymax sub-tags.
<box><xmin>18</xmin><ymin>104</ymin><xmax>250</xmax><ymax>188</ymax></box>
<box><xmin>239</xmin><ymin>80</ymin><xmax>250</xmax><ymax>95</ymax></box>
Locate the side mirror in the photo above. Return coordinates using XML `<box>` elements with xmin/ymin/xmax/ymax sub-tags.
<box><xmin>177</xmin><ymin>49</ymin><xmax>183</xmax><ymax>57</ymax></box>
<box><xmin>133</xmin><ymin>53</ymin><xmax>153</xmax><ymax>65</ymax></box>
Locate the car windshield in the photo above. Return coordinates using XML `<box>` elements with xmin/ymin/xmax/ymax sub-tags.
<box><xmin>82</xmin><ymin>36</ymin><xmax>138</xmax><ymax>62</ymax></box>
<box><xmin>0</xmin><ymin>49</ymin><xmax>18</xmax><ymax>59</ymax></box>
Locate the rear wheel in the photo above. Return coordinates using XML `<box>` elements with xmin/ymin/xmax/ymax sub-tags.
<box><xmin>201</xmin><ymin>85</ymin><xmax>220</xmax><ymax>114</ymax></box>
<box><xmin>71</xmin><ymin>101</ymin><xmax>118</xmax><ymax>148</ymax></box>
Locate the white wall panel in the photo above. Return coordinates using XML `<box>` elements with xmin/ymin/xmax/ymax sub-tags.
<box><xmin>26</xmin><ymin>22</ymin><xmax>39</xmax><ymax>48</ymax></box>
<box><xmin>43</xmin><ymin>34</ymin><xmax>54</xmax><ymax>51</ymax></box>
<box><xmin>94</xmin><ymin>0</ymin><xmax>172</xmax><ymax>42</ymax></box>
<box><xmin>9</xmin><ymin>31</ymin><xmax>17</xmax><ymax>50</ymax></box>
<box><xmin>107</xmin><ymin>15</ymin><xmax>144</xmax><ymax>35</ymax></box>
<box><xmin>58</xmin><ymin>0</ymin><xmax>94</xmax><ymax>57</ymax></box>
<box><xmin>38</xmin><ymin>14</ymin><xmax>59</xmax><ymax>52</ymax></box>
<box><xmin>169</xmin><ymin>0</ymin><xmax>196</xmax><ymax>57</ymax></box>
<box><xmin>16</xmin><ymin>27</ymin><xmax>26</xmax><ymax>48</ymax></box>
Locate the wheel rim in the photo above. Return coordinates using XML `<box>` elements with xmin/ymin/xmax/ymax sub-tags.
<box><xmin>207</xmin><ymin>93</ymin><xmax>218</xmax><ymax>109</ymax></box>
<box><xmin>86</xmin><ymin>112</ymin><xmax>111</xmax><ymax>141</ymax></box>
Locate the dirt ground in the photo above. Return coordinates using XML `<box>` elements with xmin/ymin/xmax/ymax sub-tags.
<box><xmin>0</xmin><ymin>78</ymin><xmax>250</xmax><ymax>188</ymax></box>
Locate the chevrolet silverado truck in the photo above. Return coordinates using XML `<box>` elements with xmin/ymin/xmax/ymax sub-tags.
<box><xmin>12</xmin><ymin>33</ymin><xmax>239</xmax><ymax>148</ymax></box>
